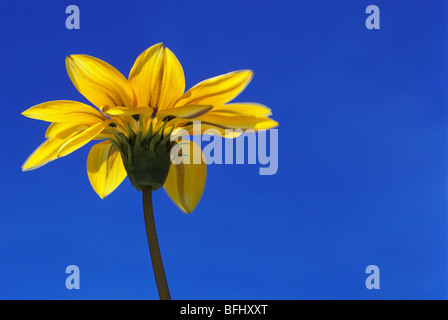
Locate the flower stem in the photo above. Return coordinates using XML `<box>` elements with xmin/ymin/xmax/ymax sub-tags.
<box><xmin>142</xmin><ymin>186</ymin><xmax>171</xmax><ymax>300</ymax></box>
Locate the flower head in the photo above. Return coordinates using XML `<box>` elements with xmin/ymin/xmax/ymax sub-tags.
<box><xmin>22</xmin><ymin>43</ymin><xmax>278</xmax><ymax>213</ymax></box>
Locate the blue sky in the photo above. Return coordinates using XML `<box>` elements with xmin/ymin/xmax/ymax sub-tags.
<box><xmin>0</xmin><ymin>0</ymin><xmax>447</xmax><ymax>299</ymax></box>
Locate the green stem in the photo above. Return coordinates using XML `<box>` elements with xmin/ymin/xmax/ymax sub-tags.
<box><xmin>142</xmin><ymin>187</ymin><xmax>171</xmax><ymax>300</ymax></box>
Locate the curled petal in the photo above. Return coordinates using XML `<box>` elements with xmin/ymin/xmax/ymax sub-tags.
<box><xmin>22</xmin><ymin>120</ymin><xmax>109</xmax><ymax>171</ymax></box>
<box><xmin>22</xmin><ymin>135</ymin><xmax>76</xmax><ymax>171</ymax></box>
<box><xmin>87</xmin><ymin>141</ymin><xmax>127</xmax><ymax>199</ymax></box>
<box><xmin>58</xmin><ymin>120</ymin><xmax>112</xmax><ymax>157</ymax></box>
<box><xmin>45</xmin><ymin>122</ymin><xmax>91</xmax><ymax>139</ymax></box>
<box><xmin>164</xmin><ymin>141</ymin><xmax>206</xmax><ymax>213</ymax></box>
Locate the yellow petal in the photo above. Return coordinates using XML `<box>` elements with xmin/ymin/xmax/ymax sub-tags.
<box><xmin>252</xmin><ymin>118</ymin><xmax>279</xmax><ymax>130</ymax></box>
<box><xmin>185</xmin><ymin>124</ymin><xmax>243</xmax><ymax>138</ymax></box>
<box><xmin>22</xmin><ymin>100</ymin><xmax>105</xmax><ymax>123</ymax></box>
<box><xmin>87</xmin><ymin>141</ymin><xmax>127</xmax><ymax>199</ymax></box>
<box><xmin>66</xmin><ymin>55</ymin><xmax>136</xmax><ymax>109</ymax></box>
<box><xmin>211</xmin><ymin>103</ymin><xmax>272</xmax><ymax>116</ymax></box>
<box><xmin>45</xmin><ymin>122</ymin><xmax>90</xmax><ymax>139</ymax></box>
<box><xmin>157</xmin><ymin>105</ymin><xmax>212</xmax><ymax>120</ymax></box>
<box><xmin>58</xmin><ymin>120</ymin><xmax>112</xmax><ymax>157</ymax></box>
<box><xmin>164</xmin><ymin>141</ymin><xmax>206</xmax><ymax>214</ymax></box>
<box><xmin>22</xmin><ymin>135</ymin><xmax>76</xmax><ymax>171</ymax></box>
<box><xmin>196</xmin><ymin>113</ymin><xmax>279</xmax><ymax>130</ymax></box>
<box><xmin>129</xmin><ymin>43</ymin><xmax>185</xmax><ymax>110</ymax></box>
<box><xmin>105</xmin><ymin>106</ymin><xmax>153</xmax><ymax>117</ymax></box>
<box><xmin>174</xmin><ymin>70</ymin><xmax>253</xmax><ymax>107</ymax></box>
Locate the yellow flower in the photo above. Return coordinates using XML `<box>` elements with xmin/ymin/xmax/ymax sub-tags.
<box><xmin>22</xmin><ymin>43</ymin><xmax>278</xmax><ymax>213</ymax></box>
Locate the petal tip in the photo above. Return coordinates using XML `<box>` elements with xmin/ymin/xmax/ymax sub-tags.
<box><xmin>153</xmin><ymin>42</ymin><xmax>164</xmax><ymax>50</ymax></box>
<box><xmin>243</xmin><ymin>69</ymin><xmax>254</xmax><ymax>77</ymax></box>
<box><xmin>21</xmin><ymin>161</ymin><xmax>38</xmax><ymax>172</ymax></box>
<box><xmin>66</xmin><ymin>54</ymin><xmax>84</xmax><ymax>65</ymax></box>
<box><xmin>179</xmin><ymin>203</ymin><xmax>194</xmax><ymax>214</ymax></box>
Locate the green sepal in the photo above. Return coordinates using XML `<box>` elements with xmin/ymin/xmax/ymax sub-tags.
<box><xmin>113</xmin><ymin>132</ymin><xmax>172</xmax><ymax>192</ymax></box>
